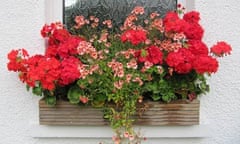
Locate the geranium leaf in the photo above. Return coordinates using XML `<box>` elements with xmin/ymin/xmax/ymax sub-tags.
<box><xmin>32</xmin><ymin>86</ymin><xmax>42</xmax><ymax>96</ymax></box>
<box><xmin>152</xmin><ymin>95</ymin><xmax>161</xmax><ymax>101</ymax></box>
<box><xmin>67</xmin><ymin>86</ymin><xmax>82</xmax><ymax>104</ymax></box>
<box><xmin>45</xmin><ymin>96</ymin><xmax>56</xmax><ymax>106</ymax></box>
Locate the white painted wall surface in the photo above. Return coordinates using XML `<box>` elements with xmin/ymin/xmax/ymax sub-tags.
<box><xmin>0</xmin><ymin>0</ymin><xmax>240</xmax><ymax>144</ymax></box>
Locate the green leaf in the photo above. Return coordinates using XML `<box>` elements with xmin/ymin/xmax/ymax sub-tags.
<box><xmin>141</xmin><ymin>49</ymin><xmax>147</xmax><ymax>57</ymax></box>
<box><xmin>45</xmin><ymin>96</ymin><xmax>56</xmax><ymax>106</ymax></box>
<box><xmin>152</xmin><ymin>95</ymin><xmax>161</xmax><ymax>101</ymax></box>
<box><xmin>26</xmin><ymin>85</ymin><xmax>30</xmax><ymax>91</ymax></box>
<box><xmin>67</xmin><ymin>86</ymin><xmax>82</xmax><ymax>104</ymax></box>
<box><xmin>32</xmin><ymin>86</ymin><xmax>42</xmax><ymax>96</ymax></box>
<box><xmin>162</xmin><ymin>92</ymin><xmax>176</xmax><ymax>103</ymax></box>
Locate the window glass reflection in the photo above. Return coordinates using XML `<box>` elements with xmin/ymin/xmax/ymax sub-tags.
<box><xmin>64</xmin><ymin>0</ymin><xmax>177</xmax><ymax>29</ymax></box>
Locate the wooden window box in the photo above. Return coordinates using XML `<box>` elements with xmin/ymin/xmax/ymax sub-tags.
<box><xmin>39</xmin><ymin>99</ymin><xmax>199</xmax><ymax>126</ymax></box>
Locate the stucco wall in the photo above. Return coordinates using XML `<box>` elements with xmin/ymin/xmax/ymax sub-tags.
<box><xmin>0</xmin><ymin>0</ymin><xmax>239</xmax><ymax>144</ymax></box>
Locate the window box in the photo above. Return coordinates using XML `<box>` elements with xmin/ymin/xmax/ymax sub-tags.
<box><xmin>39</xmin><ymin>99</ymin><xmax>199</xmax><ymax>126</ymax></box>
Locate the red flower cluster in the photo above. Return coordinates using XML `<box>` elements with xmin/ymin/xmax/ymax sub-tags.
<box><xmin>7</xmin><ymin>49</ymin><xmax>28</xmax><ymax>72</ymax></box>
<box><xmin>135</xmin><ymin>46</ymin><xmax>163</xmax><ymax>65</ymax></box>
<box><xmin>7</xmin><ymin>23</ymin><xmax>86</xmax><ymax>91</ymax></box>
<box><xmin>183</xmin><ymin>11</ymin><xmax>200</xmax><ymax>24</ymax></box>
<box><xmin>193</xmin><ymin>56</ymin><xmax>218</xmax><ymax>74</ymax></box>
<box><xmin>210</xmin><ymin>41</ymin><xmax>232</xmax><ymax>56</ymax></box>
<box><xmin>7</xmin><ymin>7</ymin><xmax>232</xmax><ymax>100</ymax></box>
<box><xmin>57</xmin><ymin>36</ymin><xmax>82</xmax><ymax>58</ymax></box>
<box><xmin>166</xmin><ymin>49</ymin><xmax>195</xmax><ymax>74</ymax></box>
<box><xmin>147</xmin><ymin>46</ymin><xmax>163</xmax><ymax>64</ymax></box>
<box><xmin>8</xmin><ymin>52</ymin><xmax>61</xmax><ymax>90</ymax></box>
<box><xmin>27</xmin><ymin>57</ymin><xmax>61</xmax><ymax>90</ymax></box>
<box><xmin>41</xmin><ymin>22</ymin><xmax>64</xmax><ymax>38</ymax></box>
<box><xmin>164</xmin><ymin>12</ymin><xmax>186</xmax><ymax>33</ymax></box>
<box><xmin>188</xmin><ymin>40</ymin><xmax>209</xmax><ymax>56</ymax></box>
<box><xmin>163</xmin><ymin>10</ymin><xmax>232</xmax><ymax>74</ymax></box>
<box><xmin>164</xmin><ymin>11</ymin><xmax>204</xmax><ymax>40</ymax></box>
<box><xmin>121</xmin><ymin>29</ymin><xmax>147</xmax><ymax>45</ymax></box>
<box><xmin>43</xmin><ymin>23</ymin><xmax>84</xmax><ymax>59</ymax></box>
<box><xmin>52</xmin><ymin>29</ymin><xmax>70</xmax><ymax>42</ymax></box>
<box><xmin>184</xmin><ymin>23</ymin><xmax>204</xmax><ymax>40</ymax></box>
<box><xmin>59</xmin><ymin>57</ymin><xmax>81</xmax><ymax>86</ymax></box>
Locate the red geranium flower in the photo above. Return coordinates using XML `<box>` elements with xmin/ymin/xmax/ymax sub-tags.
<box><xmin>188</xmin><ymin>40</ymin><xmax>209</xmax><ymax>56</ymax></box>
<box><xmin>59</xmin><ymin>57</ymin><xmax>81</xmax><ymax>86</ymax></box>
<box><xmin>57</xmin><ymin>36</ymin><xmax>83</xmax><ymax>58</ymax></box>
<box><xmin>183</xmin><ymin>11</ymin><xmax>200</xmax><ymax>24</ymax></box>
<box><xmin>26</xmin><ymin>56</ymin><xmax>61</xmax><ymax>90</ymax></box>
<box><xmin>52</xmin><ymin>29</ymin><xmax>70</xmax><ymax>43</ymax></box>
<box><xmin>7</xmin><ymin>49</ymin><xmax>29</xmax><ymax>72</ymax></box>
<box><xmin>193</xmin><ymin>56</ymin><xmax>219</xmax><ymax>74</ymax></box>
<box><xmin>146</xmin><ymin>45</ymin><xmax>163</xmax><ymax>64</ymax></box>
<box><xmin>210</xmin><ymin>41</ymin><xmax>232</xmax><ymax>56</ymax></box>
<box><xmin>41</xmin><ymin>22</ymin><xmax>63</xmax><ymax>38</ymax></box>
<box><xmin>166</xmin><ymin>48</ymin><xmax>195</xmax><ymax>74</ymax></box>
<box><xmin>184</xmin><ymin>23</ymin><xmax>204</xmax><ymax>40</ymax></box>
<box><xmin>121</xmin><ymin>29</ymin><xmax>147</xmax><ymax>45</ymax></box>
<box><xmin>45</xmin><ymin>45</ymin><xmax>58</xmax><ymax>57</ymax></box>
<box><xmin>135</xmin><ymin>46</ymin><xmax>163</xmax><ymax>65</ymax></box>
<box><xmin>164</xmin><ymin>11</ymin><xmax>187</xmax><ymax>33</ymax></box>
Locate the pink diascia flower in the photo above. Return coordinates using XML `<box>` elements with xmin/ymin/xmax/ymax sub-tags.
<box><xmin>131</xmin><ymin>6</ymin><xmax>144</xmax><ymax>15</ymax></box>
<box><xmin>114</xmin><ymin>80</ymin><xmax>124</xmax><ymax>89</ymax></box>
<box><xmin>108</xmin><ymin>60</ymin><xmax>124</xmax><ymax>78</ymax></box>
<box><xmin>74</xmin><ymin>15</ymin><xmax>86</xmax><ymax>29</ymax></box>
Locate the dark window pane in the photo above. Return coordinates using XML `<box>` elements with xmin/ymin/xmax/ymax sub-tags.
<box><xmin>64</xmin><ymin>0</ymin><xmax>177</xmax><ymax>29</ymax></box>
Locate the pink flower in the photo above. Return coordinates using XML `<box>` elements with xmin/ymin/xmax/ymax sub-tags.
<box><xmin>98</xmin><ymin>32</ymin><xmax>109</xmax><ymax>43</ymax></box>
<box><xmin>124</xmin><ymin>132</ymin><xmax>129</xmax><ymax>138</ymax></box>
<box><xmin>114</xmin><ymin>80</ymin><xmax>124</xmax><ymax>89</ymax></box>
<box><xmin>144</xmin><ymin>61</ymin><xmax>153</xmax><ymax>69</ymax></box>
<box><xmin>77</xmin><ymin>41</ymin><xmax>98</xmax><ymax>59</ymax></box>
<box><xmin>74</xmin><ymin>15</ymin><xmax>86</xmax><ymax>29</ymax></box>
<box><xmin>127</xmin><ymin>59</ymin><xmax>138</xmax><ymax>69</ymax></box>
<box><xmin>152</xmin><ymin>18</ymin><xmax>164</xmax><ymax>32</ymax></box>
<box><xmin>133</xmin><ymin>77</ymin><xmax>143</xmax><ymax>86</ymax></box>
<box><xmin>131</xmin><ymin>6</ymin><xmax>144</xmax><ymax>15</ymax></box>
<box><xmin>103</xmin><ymin>20</ymin><xmax>112</xmax><ymax>28</ymax></box>
<box><xmin>150</xmin><ymin>12</ymin><xmax>159</xmax><ymax>19</ymax></box>
<box><xmin>80</xmin><ymin>96</ymin><xmax>89</xmax><ymax>104</ymax></box>
<box><xmin>108</xmin><ymin>60</ymin><xmax>124</xmax><ymax>78</ymax></box>
<box><xmin>125</xmin><ymin>74</ymin><xmax>132</xmax><ymax>83</ymax></box>
<box><xmin>112</xmin><ymin>136</ymin><xmax>120</xmax><ymax>144</ymax></box>
<box><xmin>128</xmin><ymin>135</ymin><xmax>135</xmax><ymax>141</ymax></box>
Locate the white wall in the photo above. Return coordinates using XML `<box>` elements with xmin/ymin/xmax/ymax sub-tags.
<box><xmin>0</xmin><ymin>0</ymin><xmax>239</xmax><ymax>144</ymax></box>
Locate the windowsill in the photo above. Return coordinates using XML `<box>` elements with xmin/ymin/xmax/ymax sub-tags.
<box><xmin>30</xmin><ymin>123</ymin><xmax>211</xmax><ymax>138</ymax></box>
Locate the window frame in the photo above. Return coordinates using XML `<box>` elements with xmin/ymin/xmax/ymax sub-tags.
<box><xmin>45</xmin><ymin>0</ymin><xmax>195</xmax><ymax>23</ymax></box>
